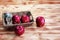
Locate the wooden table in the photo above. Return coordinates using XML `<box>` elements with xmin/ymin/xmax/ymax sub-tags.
<box><xmin>0</xmin><ymin>4</ymin><xmax>60</xmax><ymax>40</ymax></box>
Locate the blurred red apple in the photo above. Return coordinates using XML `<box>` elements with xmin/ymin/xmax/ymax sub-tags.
<box><xmin>36</xmin><ymin>16</ymin><xmax>45</xmax><ymax>27</ymax></box>
<box><xmin>21</xmin><ymin>14</ymin><xmax>30</xmax><ymax>23</ymax></box>
<box><xmin>15</xmin><ymin>25</ymin><xmax>25</xmax><ymax>36</ymax></box>
<box><xmin>12</xmin><ymin>15</ymin><xmax>21</xmax><ymax>24</ymax></box>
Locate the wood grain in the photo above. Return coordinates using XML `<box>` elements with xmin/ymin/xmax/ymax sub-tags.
<box><xmin>0</xmin><ymin>4</ymin><xmax>60</xmax><ymax>40</ymax></box>
<box><xmin>0</xmin><ymin>0</ymin><xmax>60</xmax><ymax>5</ymax></box>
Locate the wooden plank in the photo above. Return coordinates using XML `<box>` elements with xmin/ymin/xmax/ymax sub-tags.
<box><xmin>0</xmin><ymin>5</ymin><xmax>60</xmax><ymax>40</ymax></box>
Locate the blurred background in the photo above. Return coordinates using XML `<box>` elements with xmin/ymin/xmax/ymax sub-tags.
<box><xmin>0</xmin><ymin>0</ymin><xmax>60</xmax><ymax>5</ymax></box>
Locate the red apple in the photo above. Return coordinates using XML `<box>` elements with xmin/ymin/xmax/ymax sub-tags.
<box><xmin>36</xmin><ymin>16</ymin><xmax>45</xmax><ymax>27</ymax></box>
<box><xmin>21</xmin><ymin>14</ymin><xmax>30</xmax><ymax>23</ymax></box>
<box><xmin>12</xmin><ymin>15</ymin><xmax>21</xmax><ymax>24</ymax></box>
<box><xmin>15</xmin><ymin>25</ymin><xmax>25</xmax><ymax>36</ymax></box>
